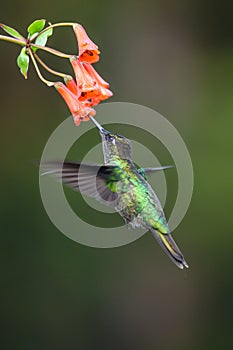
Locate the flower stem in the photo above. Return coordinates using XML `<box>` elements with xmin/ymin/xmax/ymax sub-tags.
<box><xmin>28</xmin><ymin>49</ymin><xmax>54</xmax><ymax>86</ymax></box>
<box><xmin>30</xmin><ymin>44</ymin><xmax>71</xmax><ymax>58</ymax></box>
<box><xmin>0</xmin><ymin>34</ymin><xmax>26</xmax><ymax>46</ymax></box>
<box><xmin>34</xmin><ymin>53</ymin><xmax>67</xmax><ymax>78</ymax></box>
<box><xmin>30</xmin><ymin>22</ymin><xmax>76</xmax><ymax>41</ymax></box>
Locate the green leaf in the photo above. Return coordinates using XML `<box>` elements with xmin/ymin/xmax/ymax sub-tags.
<box><xmin>33</xmin><ymin>27</ymin><xmax>53</xmax><ymax>51</ymax></box>
<box><xmin>0</xmin><ymin>23</ymin><xmax>24</xmax><ymax>40</ymax></box>
<box><xmin>27</xmin><ymin>19</ymin><xmax>46</xmax><ymax>36</ymax></box>
<box><xmin>17</xmin><ymin>47</ymin><xmax>29</xmax><ymax>79</ymax></box>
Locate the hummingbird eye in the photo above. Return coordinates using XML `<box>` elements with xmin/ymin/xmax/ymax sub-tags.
<box><xmin>106</xmin><ymin>134</ymin><xmax>114</xmax><ymax>141</ymax></box>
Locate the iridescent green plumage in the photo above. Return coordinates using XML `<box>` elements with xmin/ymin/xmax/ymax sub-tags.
<box><xmin>104</xmin><ymin>157</ymin><xmax>169</xmax><ymax>233</ymax></box>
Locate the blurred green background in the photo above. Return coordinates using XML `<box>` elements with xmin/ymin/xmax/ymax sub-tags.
<box><xmin>1</xmin><ymin>1</ymin><xmax>233</xmax><ymax>349</ymax></box>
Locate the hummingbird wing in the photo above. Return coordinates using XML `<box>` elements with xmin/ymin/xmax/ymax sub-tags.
<box><xmin>150</xmin><ymin>228</ymin><xmax>189</xmax><ymax>269</ymax></box>
<box><xmin>40</xmin><ymin>161</ymin><xmax>120</xmax><ymax>206</ymax></box>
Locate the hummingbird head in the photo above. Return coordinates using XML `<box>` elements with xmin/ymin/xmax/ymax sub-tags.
<box><xmin>90</xmin><ymin>117</ymin><xmax>132</xmax><ymax>162</ymax></box>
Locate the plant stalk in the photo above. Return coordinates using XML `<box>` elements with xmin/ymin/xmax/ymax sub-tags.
<box><xmin>28</xmin><ymin>49</ymin><xmax>54</xmax><ymax>86</ymax></box>
<box><xmin>30</xmin><ymin>44</ymin><xmax>71</xmax><ymax>58</ymax></box>
<box><xmin>0</xmin><ymin>34</ymin><xmax>26</xmax><ymax>46</ymax></box>
<box><xmin>34</xmin><ymin>53</ymin><xmax>67</xmax><ymax>78</ymax></box>
<box><xmin>30</xmin><ymin>22</ymin><xmax>76</xmax><ymax>41</ymax></box>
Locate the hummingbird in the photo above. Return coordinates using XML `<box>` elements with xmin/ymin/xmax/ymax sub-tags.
<box><xmin>41</xmin><ymin>117</ymin><xmax>188</xmax><ymax>269</ymax></box>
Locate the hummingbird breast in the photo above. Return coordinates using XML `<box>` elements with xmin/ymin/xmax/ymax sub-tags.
<box><xmin>111</xmin><ymin>159</ymin><xmax>169</xmax><ymax>234</ymax></box>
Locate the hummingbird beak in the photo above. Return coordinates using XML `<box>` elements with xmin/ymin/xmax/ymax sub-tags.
<box><xmin>89</xmin><ymin>116</ymin><xmax>110</xmax><ymax>135</ymax></box>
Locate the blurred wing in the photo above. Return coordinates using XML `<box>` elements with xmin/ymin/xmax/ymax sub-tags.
<box><xmin>40</xmin><ymin>161</ymin><xmax>119</xmax><ymax>206</ymax></box>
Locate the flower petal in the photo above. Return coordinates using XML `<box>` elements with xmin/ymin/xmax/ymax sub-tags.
<box><xmin>83</xmin><ymin>63</ymin><xmax>109</xmax><ymax>88</ymax></box>
<box><xmin>64</xmin><ymin>75</ymin><xmax>79</xmax><ymax>95</ymax></box>
<box><xmin>54</xmin><ymin>82</ymin><xmax>96</xmax><ymax>126</ymax></box>
<box><xmin>70</xmin><ymin>56</ymin><xmax>100</xmax><ymax>98</ymax></box>
<box><xmin>54</xmin><ymin>82</ymin><xmax>81</xmax><ymax>117</ymax></box>
<box><xmin>98</xmin><ymin>86</ymin><xmax>113</xmax><ymax>101</ymax></box>
<box><xmin>73</xmin><ymin>24</ymin><xmax>100</xmax><ymax>63</ymax></box>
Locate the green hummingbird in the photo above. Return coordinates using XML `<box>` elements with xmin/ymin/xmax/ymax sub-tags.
<box><xmin>42</xmin><ymin>117</ymin><xmax>188</xmax><ymax>269</ymax></box>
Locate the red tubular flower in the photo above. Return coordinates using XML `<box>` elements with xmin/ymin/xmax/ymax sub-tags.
<box><xmin>70</xmin><ymin>59</ymin><xmax>113</xmax><ymax>104</ymax></box>
<box><xmin>54</xmin><ymin>25</ymin><xmax>113</xmax><ymax>127</ymax></box>
<box><xmin>98</xmin><ymin>86</ymin><xmax>113</xmax><ymax>101</ymax></box>
<box><xmin>54</xmin><ymin>82</ymin><xmax>96</xmax><ymax>126</ymax></box>
<box><xmin>82</xmin><ymin>63</ymin><xmax>109</xmax><ymax>88</ymax></box>
<box><xmin>73</xmin><ymin>24</ymin><xmax>100</xmax><ymax>63</ymax></box>
<box><xmin>64</xmin><ymin>75</ymin><xmax>79</xmax><ymax>95</ymax></box>
<box><xmin>82</xmin><ymin>63</ymin><xmax>113</xmax><ymax>101</ymax></box>
<box><xmin>70</xmin><ymin>56</ymin><xmax>99</xmax><ymax>99</ymax></box>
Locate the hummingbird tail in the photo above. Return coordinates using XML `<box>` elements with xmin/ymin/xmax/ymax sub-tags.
<box><xmin>150</xmin><ymin>229</ymin><xmax>189</xmax><ymax>269</ymax></box>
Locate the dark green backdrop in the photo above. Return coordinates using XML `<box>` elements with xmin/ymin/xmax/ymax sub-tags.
<box><xmin>1</xmin><ymin>1</ymin><xmax>233</xmax><ymax>349</ymax></box>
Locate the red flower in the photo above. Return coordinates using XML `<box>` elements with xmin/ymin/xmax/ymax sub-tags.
<box><xmin>54</xmin><ymin>25</ymin><xmax>113</xmax><ymax>127</ymax></box>
<box><xmin>54</xmin><ymin>82</ymin><xmax>96</xmax><ymax>126</ymax></box>
<box><xmin>82</xmin><ymin>63</ymin><xmax>113</xmax><ymax>101</ymax></box>
<box><xmin>73</xmin><ymin>24</ymin><xmax>100</xmax><ymax>64</ymax></box>
<box><xmin>64</xmin><ymin>75</ymin><xmax>79</xmax><ymax>95</ymax></box>
<box><xmin>70</xmin><ymin>57</ymin><xmax>113</xmax><ymax>104</ymax></box>
<box><xmin>98</xmin><ymin>86</ymin><xmax>113</xmax><ymax>101</ymax></box>
<box><xmin>70</xmin><ymin>56</ymin><xmax>99</xmax><ymax>99</ymax></box>
<box><xmin>82</xmin><ymin>63</ymin><xmax>109</xmax><ymax>88</ymax></box>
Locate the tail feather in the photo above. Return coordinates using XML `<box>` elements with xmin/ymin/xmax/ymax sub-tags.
<box><xmin>150</xmin><ymin>229</ymin><xmax>189</xmax><ymax>269</ymax></box>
